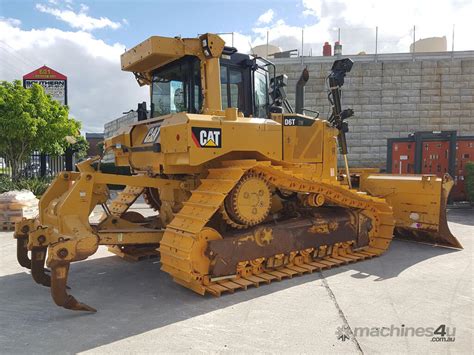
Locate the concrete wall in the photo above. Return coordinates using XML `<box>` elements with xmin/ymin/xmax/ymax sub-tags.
<box><xmin>273</xmin><ymin>51</ymin><xmax>474</xmax><ymax>168</ymax></box>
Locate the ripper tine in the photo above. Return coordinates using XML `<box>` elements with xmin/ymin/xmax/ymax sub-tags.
<box><xmin>50</xmin><ymin>263</ymin><xmax>96</xmax><ymax>312</ymax></box>
<box><xmin>14</xmin><ymin>218</ymin><xmax>37</xmax><ymax>269</ymax></box>
<box><xmin>31</xmin><ymin>247</ymin><xmax>51</xmax><ymax>287</ymax></box>
<box><xmin>16</xmin><ymin>236</ymin><xmax>31</xmax><ymax>269</ymax></box>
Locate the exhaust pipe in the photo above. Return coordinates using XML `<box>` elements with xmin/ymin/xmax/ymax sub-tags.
<box><xmin>295</xmin><ymin>67</ymin><xmax>309</xmax><ymax>114</ymax></box>
<box><xmin>137</xmin><ymin>101</ymin><xmax>148</xmax><ymax>121</ymax></box>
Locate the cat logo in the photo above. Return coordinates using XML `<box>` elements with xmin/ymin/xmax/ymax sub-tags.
<box><xmin>142</xmin><ymin>125</ymin><xmax>161</xmax><ymax>144</ymax></box>
<box><xmin>191</xmin><ymin>127</ymin><xmax>222</xmax><ymax>148</ymax></box>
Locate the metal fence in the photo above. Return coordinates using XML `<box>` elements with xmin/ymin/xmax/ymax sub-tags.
<box><xmin>0</xmin><ymin>151</ymin><xmax>74</xmax><ymax>179</ymax></box>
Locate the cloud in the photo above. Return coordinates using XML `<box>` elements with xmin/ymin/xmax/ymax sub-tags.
<box><xmin>301</xmin><ymin>0</ymin><xmax>321</xmax><ymax>17</ymax></box>
<box><xmin>35</xmin><ymin>3</ymin><xmax>122</xmax><ymax>31</ymax></box>
<box><xmin>0</xmin><ymin>17</ymin><xmax>21</xmax><ymax>26</ymax></box>
<box><xmin>0</xmin><ymin>18</ymin><xmax>147</xmax><ymax>132</ymax></box>
<box><xmin>79</xmin><ymin>3</ymin><xmax>89</xmax><ymax>13</ymax></box>
<box><xmin>218</xmin><ymin>32</ymin><xmax>253</xmax><ymax>53</ymax></box>
<box><xmin>256</xmin><ymin>9</ymin><xmax>275</xmax><ymax>25</ymax></box>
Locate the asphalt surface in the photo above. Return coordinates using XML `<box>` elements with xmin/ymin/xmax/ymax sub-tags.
<box><xmin>0</xmin><ymin>207</ymin><xmax>472</xmax><ymax>354</ymax></box>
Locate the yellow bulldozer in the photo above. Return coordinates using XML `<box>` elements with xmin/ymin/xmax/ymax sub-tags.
<box><xmin>14</xmin><ymin>33</ymin><xmax>461</xmax><ymax>312</ymax></box>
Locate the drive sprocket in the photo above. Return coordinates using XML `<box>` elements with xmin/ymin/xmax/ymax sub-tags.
<box><xmin>143</xmin><ymin>187</ymin><xmax>162</xmax><ymax>211</ymax></box>
<box><xmin>224</xmin><ymin>172</ymin><xmax>272</xmax><ymax>227</ymax></box>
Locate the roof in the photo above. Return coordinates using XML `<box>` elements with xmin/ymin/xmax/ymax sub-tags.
<box><xmin>23</xmin><ymin>65</ymin><xmax>67</xmax><ymax>80</ymax></box>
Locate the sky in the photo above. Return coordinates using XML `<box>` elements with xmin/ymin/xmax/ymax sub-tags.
<box><xmin>1</xmin><ymin>0</ymin><xmax>473</xmax><ymax>132</ymax></box>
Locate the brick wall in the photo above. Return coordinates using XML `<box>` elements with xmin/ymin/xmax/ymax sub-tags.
<box><xmin>274</xmin><ymin>52</ymin><xmax>474</xmax><ymax>168</ymax></box>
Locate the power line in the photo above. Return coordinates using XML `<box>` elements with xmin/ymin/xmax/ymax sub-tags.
<box><xmin>0</xmin><ymin>56</ymin><xmax>29</xmax><ymax>77</ymax></box>
<box><xmin>0</xmin><ymin>54</ymin><xmax>26</xmax><ymax>78</ymax></box>
<box><xmin>0</xmin><ymin>40</ymin><xmax>39</xmax><ymax>69</ymax></box>
<box><xmin>0</xmin><ymin>46</ymin><xmax>37</xmax><ymax>71</ymax></box>
<box><xmin>0</xmin><ymin>47</ymin><xmax>30</xmax><ymax>68</ymax></box>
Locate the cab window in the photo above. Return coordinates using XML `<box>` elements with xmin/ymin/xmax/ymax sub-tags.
<box><xmin>151</xmin><ymin>57</ymin><xmax>201</xmax><ymax>117</ymax></box>
<box><xmin>254</xmin><ymin>69</ymin><xmax>268</xmax><ymax>118</ymax></box>
<box><xmin>220</xmin><ymin>65</ymin><xmax>245</xmax><ymax>111</ymax></box>
<box><xmin>220</xmin><ymin>66</ymin><xmax>229</xmax><ymax>109</ymax></box>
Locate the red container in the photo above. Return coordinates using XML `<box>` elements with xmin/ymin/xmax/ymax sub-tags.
<box><xmin>453</xmin><ymin>138</ymin><xmax>474</xmax><ymax>200</ymax></box>
<box><xmin>391</xmin><ymin>141</ymin><xmax>415</xmax><ymax>174</ymax></box>
<box><xmin>388</xmin><ymin>132</ymin><xmax>474</xmax><ymax>201</ymax></box>
<box><xmin>323</xmin><ymin>42</ymin><xmax>332</xmax><ymax>56</ymax></box>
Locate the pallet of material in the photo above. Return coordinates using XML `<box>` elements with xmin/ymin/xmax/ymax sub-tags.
<box><xmin>0</xmin><ymin>190</ymin><xmax>39</xmax><ymax>231</ymax></box>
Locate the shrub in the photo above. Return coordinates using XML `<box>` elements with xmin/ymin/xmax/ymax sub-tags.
<box><xmin>0</xmin><ymin>176</ymin><xmax>51</xmax><ymax>198</ymax></box>
<box><xmin>465</xmin><ymin>161</ymin><xmax>474</xmax><ymax>204</ymax></box>
<box><xmin>0</xmin><ymin>175</ymin><xmax>15</xmax><ymax>193</ymax></box>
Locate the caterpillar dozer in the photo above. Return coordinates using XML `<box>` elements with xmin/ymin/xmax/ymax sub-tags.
<box><xmin>14</xmin><ymin>33</ymin><xmax>462</xmax><ymax>312</ymax></box>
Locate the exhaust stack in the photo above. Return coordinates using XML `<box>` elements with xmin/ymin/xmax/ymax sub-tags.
<box><xmin>295</xmin><ymin>67</ymin><xmax>309</xmax><ymax>114</ymax></box>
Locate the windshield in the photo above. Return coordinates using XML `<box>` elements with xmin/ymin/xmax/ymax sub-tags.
<box><xmin>151</xmin><ymin>57</ymin><xmax>201</xmax><ymax>117</ymax></box>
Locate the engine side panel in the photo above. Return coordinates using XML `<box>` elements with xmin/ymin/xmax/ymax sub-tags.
<box><xmin>107</xmin><ymin>112</ymin><xmax>337</xmax><ymax>178</ymax></box>
<box><xmin>281</xmin><ymin>114</ymin><xmax>324</xmax><ymax>163</ymax></box>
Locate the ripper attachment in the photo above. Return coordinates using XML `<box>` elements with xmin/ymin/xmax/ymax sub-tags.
<box><xmin>327</xmin><ymin>58</ymin><xmax>354</xmax><ymax>188</ymax></box>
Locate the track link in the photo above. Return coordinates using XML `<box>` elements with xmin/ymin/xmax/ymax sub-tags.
<box><xmin>159</xmin><ymin>160</ymin><xmax>394</xmax><ymax>296</ymax></box>
<box><xmin>108</xmin><ymin>185</ymin><xmax>144</xmax><ymax>216</ymax></box>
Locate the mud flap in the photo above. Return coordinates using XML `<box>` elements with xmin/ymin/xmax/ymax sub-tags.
<box><xmin>359</xmin><ymin>173</ymin><xmax>462</xmax><ymax>249</ymax></box>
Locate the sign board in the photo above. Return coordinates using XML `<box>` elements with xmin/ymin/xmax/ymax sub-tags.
<box><xmin>23</xmin><ymin>66</ymin><xmax>67</xmax><ymax>105</ymax></box>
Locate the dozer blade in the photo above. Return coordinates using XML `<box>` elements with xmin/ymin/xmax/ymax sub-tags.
<box><xmin>359</xmin><ymin>173</ymin><xmax>462</xmax><ymax>249</ymax></box>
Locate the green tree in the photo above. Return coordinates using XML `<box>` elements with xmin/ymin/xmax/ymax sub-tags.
<box><xmin>69</xmin><ymin>135</ymin><xmax>89</xmax><ymax>160</ymax></box>
<box><xmin>0</xmin><ymin>80</ymin><xmax>81</xmax><ymax>179</ymax></box>
<box><xmin>96</xmin><ymin>141</ymin><xmax>105</xmax><ymax>156</ymax></box>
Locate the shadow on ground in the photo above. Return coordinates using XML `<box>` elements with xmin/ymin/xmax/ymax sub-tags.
<box><xmin>0</xmin><ymin>210</ymin><xmax>470</xmax><ymax>353</ymax></box>
<box><xmin>447</xmin><ymin>207</ymin><xmax>474</xmax><ymax>226</ymax></box>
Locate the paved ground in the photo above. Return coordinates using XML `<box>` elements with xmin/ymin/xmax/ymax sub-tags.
<box><xmin>0</xmin><ymin>207</ymin><xmax>472</xmax><ymax>354</ymax></box>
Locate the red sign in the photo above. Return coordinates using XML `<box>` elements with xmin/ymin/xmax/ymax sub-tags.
<box><xmin>23</xmin><ymin>66</ymin><xmax>67</xmax><ymax>105</ymax></box>
<box><xmin>23</xmin><ymin>65</ymin><xmax>67</xmax><ymax>80</ymax></box>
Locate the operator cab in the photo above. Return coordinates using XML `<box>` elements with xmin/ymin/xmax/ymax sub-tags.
<box><xmin>150</xmin><ymin>46</ymin><xmax>270</xmax><ymax>119</ymax></box>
